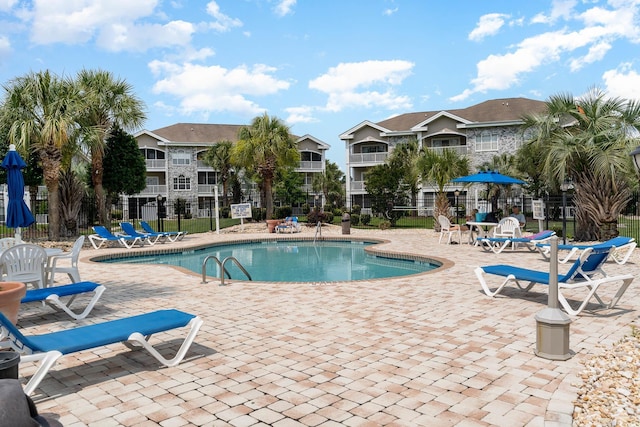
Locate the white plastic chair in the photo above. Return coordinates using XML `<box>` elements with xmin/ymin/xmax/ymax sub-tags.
<box><xmin>438</xmin><ymin>215</ymin><xmax>469</xmax><ymax>244</ymax></box>
<box><xmin>0</xmin><ymin>244</ymin><xmax>48</xmax><ymax>289</ymax></box>
<box><xmin>45</xmin><ymin>235</ymin><xmax>84</xmax><ymax>286</ymax></box>
<box><xmin>492</xmin><ymin>217</ymin><xmax>522</xmax><ymax>238</ymax></box>
<box><xmin>0</xmin><ymin>238</ymin><xmax>17</xmax><ymax>252</ymax></box>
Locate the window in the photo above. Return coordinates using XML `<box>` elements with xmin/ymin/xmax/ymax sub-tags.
<box><xmin>173</xmin><ymin>175</ymin><xmax>191</xmax><ymax>190</ymax></box>
<box><xmin>140</xmin><ymin>149</ymin><xmax>165</xmax><ymax>160</ymax></box>
<box><xmin>431</xmin><ymin>138</ymin><xmax>460</xmax><ymax>148</ymax></box>
<box><xmin>477</xmin><ymin>131</ymin><xmax>498</xmax><ymax>152</ymax></box>
<box><xmin>361</xmin><ymin>145</ymin><xmax>387</xmax><ymax>153</ymax></box>
<box><xmin>301</xmin><ymin>151</ymin><xmax>322</xmax><ymax>161</ymax></box>
<box><xmin>198</xmin><ymin>172</ymin><xmax>218</xmax><ymax>185</ymax></box>
<box><xmin>172</xmin><ymin>150</ymin><xmax>191</xmax><ymax>166</ymax></box>
<box><xmin>146</xmin><ymin>177</ymin><xmax>159</xmax><ymax>186</ymax></box>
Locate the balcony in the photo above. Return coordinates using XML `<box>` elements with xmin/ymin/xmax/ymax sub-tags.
<box><xmin>350</xmin><ymin>181</ymin><xmax>366</xmax><ymax>192</ymax></box>
<box><xmin>137</xmin><ymin>185</ymin><xmax>167</xmax><ymax>196</ymax></box>
<box><xmin>145</xmin><ymin>159</ymin><xmax>166</xmax><ymax>169</ymax></box>
<box><xmin>426</xmin><ymin>145</ymin><xmax>469</xmax><ymax>156</ymax></box>
<box><xmin>197</xmin><ymin>184</ymin><xmax>223</xmax><ymax>195</ymax></box>
<box><xmin>349</xmin><ymin>152</ymin><xmax>388</xmax><ymax>165</ymax></box>
<box><xmin>297</xmin><ymin>160</ymin><xmax>323</xmax><ymax>171</ymax></box>
<box><xmin>197</xmin><ymin>160</ymin><xmax>213</xmax><ymax>169</ymax></box>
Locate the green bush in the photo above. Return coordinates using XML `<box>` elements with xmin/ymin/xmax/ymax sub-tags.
<box><xmin>350</xmin><ymin>214</ymin><xmax>360</xmax><ymax>226</ymax></box>
<box><xmin>252</xmin><ymin>207</ymin><xmax>266</xmax><ymax>221</ymax></box>
<box><xmin>351</xmin><ymin>204</ymin><xmax>362</xmax><ymax>215</ymax></box>
<box><xmin>333</xmin><ymin>208</ymin><xmax>342</xmax><ymax>217</ymax></box>
<box><xmin>361</xmin><ymin>214</ymin><xmax>371</xmax><ymax>226</ymax></box>
<box><xmin>111</xmin><ymin>209</ymin><xmax>123</xmax><ymax>220</ymax></box>
<box><xmin>325</xmin><ymin>211</ymin><xmax>334</xmax><ymax>224</ymax></box>
<box><xmin>220</xmin><ymin>206</ymin><xmax>230</xmax><ymax>219</ymax></box>
<box><xmin>379</xmin><ymin>220</ymin><xmax>391</xmax><ymax>230</ymax></box>
<box><xmin>276</xmin><ymin>206</ymin><xmax>293</xmax><ymax>219</ymax></box>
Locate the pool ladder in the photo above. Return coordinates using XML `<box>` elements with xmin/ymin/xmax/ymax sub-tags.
<box><xmin>201</xmin><ymin>256</ymin><xmax>252</xmax><ymax>285</ymax></box>
<box><xmin>313</xmin><ymin>221</ymin><xmax>322</xmax><ymax>242</ymax></box>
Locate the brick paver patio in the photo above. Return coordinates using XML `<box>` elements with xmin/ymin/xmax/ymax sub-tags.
<box><xmin>14</xmin><ymin>224</ymin><xmax>640</xmax><ymax>426</ymax></box>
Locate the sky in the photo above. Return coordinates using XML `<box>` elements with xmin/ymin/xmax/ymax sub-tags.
<box><xmin>1</xmin><ymin>0</ymin><xmax>640</xmax><ymax>171</ymax></box>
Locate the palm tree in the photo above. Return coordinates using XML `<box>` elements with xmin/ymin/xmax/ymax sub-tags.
<box><xmin>479</xmin><ymin>153</ymin><xmax>523</xmax><ymax>213</ymax></box>
<box><xmin>204</xmin><ymin>140</ymin><xmax>234</xmax><ymax>207</ymax></box>
<box><xmin>75</xmin><ymin>69</ymin><xmax>146</xmax><ymax>226</ymax></box>
<box><xmin>388</xmin><ymin>139</ymin><xmax>420</xmax><ymax>211</ymax></box>
<box><xmin>521</xmin><ymin>88</ymin><xmax>640</xmax><ymax>240</ymax></box>
<box><xmin>312</xmin><ymin>160</ymin><xmax>345</xmax><ymax>208</ymax></box>
<box><xmin>416</xmin><ymin>148</ymin><xmax>470</xmax><ymax>224</ymax></box>
<box><xmin>0</xmin><ymin>70</ymin><xmax>80</xmax><ymax>240</ymax></box>
<box><xmin>233</xmin><ymin>113</ymin><xmax>300</xmax><ymax>219</ymax></box>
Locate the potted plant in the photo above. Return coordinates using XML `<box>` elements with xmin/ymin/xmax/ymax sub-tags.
<box><xmin>0</xmin><ymin>282</ymin><xmax>26</xmax><ymax>324</ymax></box>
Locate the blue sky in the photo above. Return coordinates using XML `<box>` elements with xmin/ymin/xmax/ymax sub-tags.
<box><xmin>1</xmin><ymin>0</ymin><xmax>639</xmax><ymax>170</ymax></box>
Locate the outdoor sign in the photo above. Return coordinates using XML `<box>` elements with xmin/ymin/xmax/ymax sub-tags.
<box><xmin>532</xmin><ymin>199</ymin><xmax>545</xmax><ymax>220</ymax></box>
<box><xmin>231</xmin><ymin>203</ymin><xmax>252</xmax><ymax>219</ymax></box>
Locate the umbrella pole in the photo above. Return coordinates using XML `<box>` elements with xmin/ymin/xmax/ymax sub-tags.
<box><xmin>15</xmin><ymin>227</ymin><xmax>22</xmax><ymax>243</ymax></box>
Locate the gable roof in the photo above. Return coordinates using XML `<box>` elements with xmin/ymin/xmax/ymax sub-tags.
<box><xmin>151</xmin><ymin>123</ymin><xmax>244</xmax><ymax>143</ymax></box>
<box><xmin>376</xmin><ymin>97</ymin><xmax>547</xmax><ymax>131</ymax></box>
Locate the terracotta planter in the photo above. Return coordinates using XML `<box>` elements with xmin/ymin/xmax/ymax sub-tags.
<box><xmin>0</xmin><ymin>281</ymin><xmax>26</xmax><ymax>325</ymax></box>
<box><xmin>266</xmin><ymin>219</ymin><xmax>281</xmax><ymax>233</ymax></box>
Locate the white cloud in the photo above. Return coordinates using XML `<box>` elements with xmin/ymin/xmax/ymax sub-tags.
<box><xmin>206</xmin><ymin>1</ymin><xmax>242</xmax><ymax>32</ymax></box>
<box><xmin>452</xmin><ymin>1</ymin><xmax>640</xmax><ymax>101</ymax></box>
<box><xmin>383</xmin><ymin>8</ymin><xmax>398</xmax><ymax>16</ymax></box>
<box><xmin>98</xmin><ymin>20</ymin><xmax>195</xmax><ymax>52</ymax></box>
<box><xmin>0</xmin><ymin>0</ymin><xmax>17</xmax><ymax>12</ymax></box>
<box><xmin>468</xmin><ymin>13</ymin><xmax>510</xmax><ymax>41</ymax></box>
<box><xmin>602</xmin><ymin>63</ymin><xmax>640</xmax><ymax>101</ymax></box>
<box><xmin>308</xmin><ymin>60</ymin><xmax>413</xmax><ymax>113</ymax></box>
<box><xmin>274</xmin><ymin>0</ymin><xmax>296</xmax><ymax>17</ymax></box>
<box><xmin>285</xmin><ymin>106</ymin><xmax>318</xmax><ymax>124</ymax></box>
<box><xmin>0</xmin><ymin>35</ymin><xmax>11</xmax><ymax>58</ymax></box>
<box><xmin>531</xmin><ymin>0</ymin><xmax>577</xmax><ymax>24</ymax></box>
<box><xmin>149</xmin><ymin>60</ymin><xmax>290</xmax><ymax>117</ymax></box>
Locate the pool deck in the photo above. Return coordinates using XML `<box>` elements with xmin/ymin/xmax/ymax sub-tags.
<box><xmin>16</xmin><ymin>224</ymin><xmax>640</xmax><ymax>426</ymax></box>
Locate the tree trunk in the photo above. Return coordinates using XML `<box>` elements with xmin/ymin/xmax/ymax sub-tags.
<box><xmin>93</xmin><ymin>150</ymin><xmax>107</xmax><ymax>226</ymax></box>
<box><xmin>264</xmin><ymin>178</ymin><xmax>274</xmax><ymax>219</ymax></box>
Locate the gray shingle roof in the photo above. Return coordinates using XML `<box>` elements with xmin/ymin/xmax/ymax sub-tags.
<box><xmin>376</xmin><ymin>97</ymin><xmax>547</xmax><ymax>131</ymax></box>
<box><xmin>151</xmin><ymin>123</ymin><xmax>244</xmax><ymax>143</ymax></box>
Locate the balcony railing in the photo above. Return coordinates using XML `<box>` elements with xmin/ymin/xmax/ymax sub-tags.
<box><xmin>349</xmin><ymin>152</ymin><xmax>388</xmax><ymax>164</ymax></box>
<box><xmin>426</xmin><ymin>146</ymin><xmax>469</xmax><ymax>156</ymax></box>
<box><xmin>197</xmin><ymin>184</ymin><xmax>223</xmax><ymax>195</ymax></box>
<box><xmin>137</xmin><ymin>185</ymin><xmax>167</xmax><ymax>195</ymax></box>
<box><xmin>145</xmin><ymin>159</ymin><xmax>166</xmax><ymax>169</ymax></box>
<box><xmin>350</xmin><ymin>181</ymin><xmax>366</xmax><ymax>191</ymax></box>
<box><xmin>297</xmin><ymin>160</ymin><xmax>323</xmax><ymax>170</ymax></box>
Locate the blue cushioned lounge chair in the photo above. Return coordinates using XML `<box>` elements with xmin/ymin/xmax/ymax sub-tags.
<box><xmin>88</xmin><ymin>225</ymin><xmax>146</xmax><ymax>249</ymax></box>
<box><xmin>536</xmin><ymin>236</ymin><xmax>636</xmax><ymax>264</ymax></box>
<box><xmin>475</xmin><ymin>246</ymin><xmax>634</xmax><ymax>315</ymax></box>
<box><xmin>0</xmin><ymin>309</ymin><xmax>203</xmax><ymax>395</ymax></box>
<box><xmin>120</xmin><ymin>222</ymin><xmax>165</xmax><ymax>245</ymax></box>
<box><xmin>477</xmin><ymin>230</ymin><xmax>556</xmax><ymax>254</ymax></box>
<box><xmin>140</xmin><ymin>221</ymin><xmax>186</xmax><ymax>242</ymax></box>
<box><xmin>21</xmin><ymin>281</ymin><xmax>105</xmax><ymax>320</ymax></box>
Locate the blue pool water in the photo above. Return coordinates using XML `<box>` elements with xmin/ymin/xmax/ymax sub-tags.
<box><xmin>102</xmin><ymin>240</ymin><xmax>440</xmax><ymax>282</ymax></box>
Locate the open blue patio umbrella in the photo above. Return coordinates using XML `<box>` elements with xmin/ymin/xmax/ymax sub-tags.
<box><xmin>451</xmin><ymin>170</ymin><xmax>525</xmax><ymax>185</ymax></box>
<box><xmin>1</xmin><ymin>144</ymin><xmax>35</xmax><ymax>242</ymax></box>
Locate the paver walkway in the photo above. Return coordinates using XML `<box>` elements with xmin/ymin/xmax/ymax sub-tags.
<box><xmin>14</xmin><ymin>224</ymin><xmax>640</xmax><ymax>426</ymax></box>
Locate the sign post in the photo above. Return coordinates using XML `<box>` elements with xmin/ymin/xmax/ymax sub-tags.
<box><xmin>230</xmin><ymin>203</ymin><xmax>252</xmax><ymax>232</ymax></box>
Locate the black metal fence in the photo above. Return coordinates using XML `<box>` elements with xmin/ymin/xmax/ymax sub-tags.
<box><xmin>4</xmin><ymin>191</ymin><xmax>640</xmax><ymax>241</ymax></box>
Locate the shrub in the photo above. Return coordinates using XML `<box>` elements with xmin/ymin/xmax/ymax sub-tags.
<box><xmin>351</xmin><ymin>204</ymin><xmax>362</xmax><ymax>215</ymax></box>
<box><xmin>252</xmin><ymin>207</ymin><xmax>266</xmax><ymax>221</ymax></box>
<box><xmin>361</xmin><ymin>213</ymin><xmax>371</xmax><ymax>226</ymax></box>
<box><xmin>379</xmin><ymin>220</ymin><xmax>391</xmax><ymax>230</ymax></box>
<box><xmin>350</xmin><ymin>214</ymin><xmax>360</xmax><ymax>226</ymax></box>
<box><xmin>220</xmin><ymin>206</ymin><xmax>230</xmax><ymax>219</ymax></box>
<box><xmin>325</xmin><ymin>211</ymin><xmax>334</xmax><ymax>224</ymax></box>
<box><xmin>111</xmin><ymin>209</ymin><xmax>123</xmax><ymax>220</ymax></box>
<box><xmin>276</xmin><ymin>206</ymin><xmax>292</xmax><ymax>219</ymax></box>
<box><xmin>333</xmin><ymin>208</ymin><xmax>342</xmax><ymax>217</ymax></box>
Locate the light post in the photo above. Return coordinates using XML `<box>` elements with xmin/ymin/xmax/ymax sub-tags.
<box><xmin>559</xmin><ymin>178</ymin><xmax>574</xmax><ymax>245</ymax></box>
<box><xmin>454</xmin><ymin>189</ymin><xmax>460</xmax><ymax>224</ymax></box>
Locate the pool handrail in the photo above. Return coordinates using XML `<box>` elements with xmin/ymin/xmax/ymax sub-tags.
<box><xmin>201</xmin><ymin>255</ymin><xmax>252</xmax><ymax>285</ymax></box>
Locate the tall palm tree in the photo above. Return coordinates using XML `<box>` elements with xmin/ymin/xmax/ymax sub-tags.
<box><xmin>75</xmin><ymin>69</ymin><xmax>146</xmax><ymax>226</ymax></box>
<box><xmin>204</xmin><ymin>140</ymin><xmax>234</xmax><ymax>207</ymax></box>
<box><xmin>233</xmin><ymin>113</ymin><xmax>300</xmax><ymax>219</ymax></box>
<box><xmin>522</xmin><ymin>88</ymin><xmax>640</xmax><ymax>240</ymax></box>
<box><xmin>416</xmin><ymin>148</ymin><xmax>470</xmax><ymax>223</ymax></box>
<box><xmin>312</xmin><ymin>160</ymin><xmax>345</xmax><ymax>208</ymax></box>
<box><xmin>0</xmin><ymin>70</ymin><xmax>80</xmax><ymax>240</ymax></box>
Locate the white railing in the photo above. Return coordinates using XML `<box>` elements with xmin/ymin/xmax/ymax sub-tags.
<box><xmin>138</xmin><ymin>185</ymin><xmax>167</xmax><ymax>195</ymax></box>
<box><xmin>349</xmin><ymin>152</ymin><xmax>388</xmax><ymax>164</ymax></box>
<box><xmin>298</xmin><ymin>161</ymin><xmax>323</xmax><ymax>170</ymax></box>
<box><xmin>426</xmin><ymin>146</ymin><xmax>469</xmax><ymax>156</ymax></box>
<box><xmin>350</xmin><ymin>181</ymin><xmax>366</xmax><ymax>191</ymax></box>
<box><xmin>197</xmin><ymin>184</ymin><xmax>223</xmax><ymax>195</ymax></box>
<box><xmin>145</xmin><ymin>159</ymin><xmax>166</xmax><ymax>169</ymax></box>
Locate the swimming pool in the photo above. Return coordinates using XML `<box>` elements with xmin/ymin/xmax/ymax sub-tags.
<box><xmin>101</xmin><ymin>239</ymin><xmax>441</xmax><ymax>282</ymax></box>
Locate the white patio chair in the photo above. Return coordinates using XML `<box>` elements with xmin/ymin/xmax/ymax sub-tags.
<box><xmin>0</xmin><ymin>244</ymin><xmax>48</xmax><ymax>289</ymax></box>
<box><xmin>438</xmin><ymin>215</ymin><xmax>469</xmax><ymax>244</ymax></box>
<box><xmin>45</xmin><ymin>235</ymin><xmax>85</xmax><ymax>286</ymax></box>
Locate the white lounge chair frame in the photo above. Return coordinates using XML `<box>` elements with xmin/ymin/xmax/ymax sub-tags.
<box><xmin>0</xmin><ymin>309</ymin><xmax>202</xmax><ymax>395</ymax></box>
<box><xmin>21</xmin><ymin>281</ymin><xmax>105</xmax><ymax>320</ymax></box>
<box><xmin>537</xmin><ymin>237</ymin><xmax>636</xmax><ymax>264</ymax></box>
<box><xmin>88</xmin><ymin>226</ymin><xmax>145</xmax><ymax>249</ymax></box>
<box><xmin>478</xmin><ymin>231</ymin><xmax>556</xmax><ymax>254</ymax></box>
<box><xmin>475</xmin><ymin>247</ymin><xmax>635</xmax><ymax>315</ymax></box>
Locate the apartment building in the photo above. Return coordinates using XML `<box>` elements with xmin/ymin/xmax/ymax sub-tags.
<box><xmin>132</xmin><ymin>123</ymin><xmax>329</xmax><ymax>217</ymax></box>
<box><xmin>340</xmin><ymin>97</ymin><xmax>547</xmax><ymax>213</ymax></box>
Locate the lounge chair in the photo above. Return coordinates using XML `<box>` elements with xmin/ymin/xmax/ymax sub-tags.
<box><xmin>276</xmin><ymin>217</ymin><xmax>302</xmax><ymax>233</ymax></box>
<box><xmin>475</xmin><ymin>246</ymin><xmax>635</xmax><ymax>315</ymax></box>
<box><xmin>120</xmin><ymin>222</ymin><xmax>165</xmax><ymax>245</ymax></box>
<box><xmin>140</xmin><ymin>221</ymin><xmax>186</xmax><ymax>242</ymax></box>
<box><xmin>0</xmin><ymin>309</ymin><xmax>203</xmax><ymax>395</ymax></box>
<box><xmin>477</xmin><ymin>230</ymin><xmax>556</xmax><ymax>254</ymax></box>
<box><xmin>537</xmin><ymin>236</ymin><xmax>636</xmax><ymax>264</ymax></box>
<box><xmin>21</xmin><ymin>281</ymin><xmax>105</xmax><ymax>320</ymax></box>
<box><xmin>88</xmin><ymin>225</ymin><xmax>146</xmax><ymax>249</ymax></box>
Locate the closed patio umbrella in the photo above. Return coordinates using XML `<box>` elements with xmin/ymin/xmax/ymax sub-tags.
<box><xmin>1</xmin><ymin>144</ymin><xmax>35</xmax><ymax>242</ymax></box>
